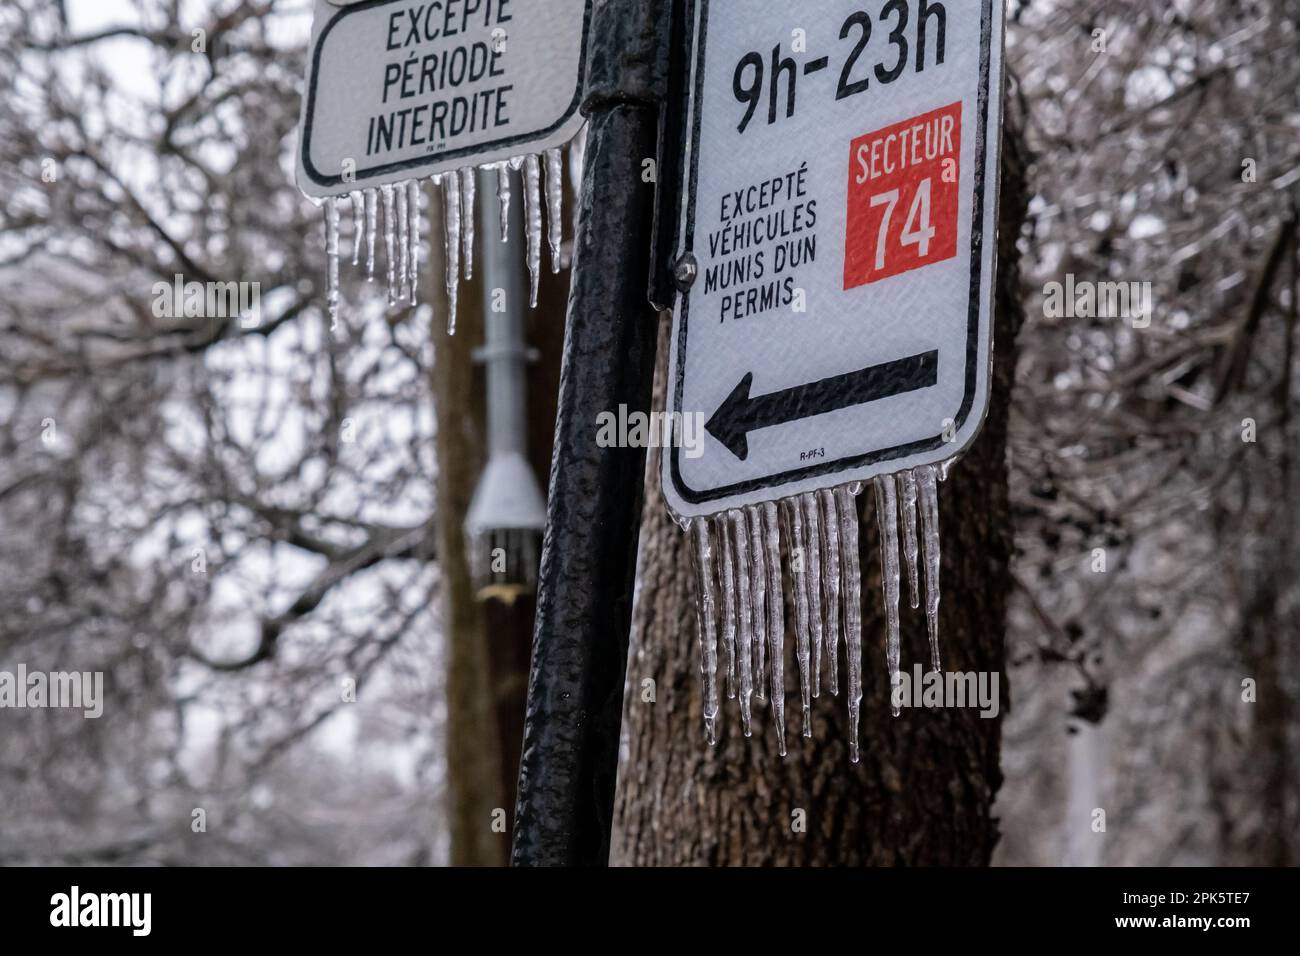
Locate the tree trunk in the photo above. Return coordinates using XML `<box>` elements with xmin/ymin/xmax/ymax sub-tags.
<box><xmin>610</xmin><ymin>111</ymin><xmax>1028</xmax><ymax>866</ymax></box>
<box><xmin>433</xmin><ymin>176</ymin><xmax>569</xmax><ymax>865</ymax></box>
<box><xmin>431</xmin><ymin>188</ymin><xmax>502</xmax><ymax>866</ymax></box>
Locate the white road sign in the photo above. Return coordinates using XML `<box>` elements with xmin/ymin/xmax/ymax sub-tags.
<box><xmin>297</xmin><ymin>0</ymin><xmax>591</xmax><ymax>198</ymax></box>
<box><xmin>663</xmin><ymin>0</ymin><xmax>1006</xmax><ymax>520</ymax></box>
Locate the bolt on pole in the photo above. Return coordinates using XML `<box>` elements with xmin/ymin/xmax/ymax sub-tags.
<box><xmin>510</xmin><ymin>0</ymin><xmax>681</xmax><ymax>866</ymax></box>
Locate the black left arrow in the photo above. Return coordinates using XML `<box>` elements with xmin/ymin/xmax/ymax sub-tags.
<box><xmin>704</xmin><ymin>350</ymin><xmax>939</xmax><ymax>460</ymax></box>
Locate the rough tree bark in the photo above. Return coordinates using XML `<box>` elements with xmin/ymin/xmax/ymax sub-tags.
<box><xmin>610</xmin><ymin>110</ymin><xmax>1029</xmax><ymax>866</ymax></box>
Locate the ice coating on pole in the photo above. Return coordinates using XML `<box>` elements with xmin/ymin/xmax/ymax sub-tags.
<box><xmin>874</xmin><ymin>475</ymin><xmax>903</xmax><ymax>717</ymax></box>
<box><xmin>782</xmin><ymin>497</ymin><xmax>813</xmax><ymax>737</ymax></box>
<box><xmin>818</xmin><ymin>488</ymin><xmax>841</xmax><ymax>696</ymax></box>
<box><xmin>899</xmin><ymin>469</ymin><xmax>921</xmax><ymax>610</ymax></box>
<box><xmin>729</xmin><ymin>510</ymin><xmax>754</xmax><ymax>737</ymax></box>
<box><xmin>567</xmin><ymin>126</ymin><xmax>587</xmax><ymax>261</ymax></box>
<box><xmin>917</xmin><ymin>464</ymin><xmax>943</xmax><ymax>672</ymax></box>
<box><xmin>459</xmin><ymin>167</ymin><xmax>476</xmax><ymax>281</ymax></box>
<box><xmin>364</xmin><ymin>188</ymin><xmax>378</xmax><ymax>280</ymax></box>
<box><xmin>715</xmin><ymin>513</ymin><xmax>737</xmax><ymax>701</ymax></box>
<box><xmin>380</xmin><ymin>183</ymin><xmax>397</xmax><ymax>306</ymax></box>
<box><xmin>762</xmin><ymin>502</ymin><xmax>786</xmax><ymax>755</ymax></box>
<box><xmin>690</xmin><ymin>518</ymin><xmax>720</xmax><ymax>745</ymax></box>
<box><xmin>442</xmin><ymin>174</ymin><xmax>461</xmax><ymax>335</ymax></box>
<box><xmin>395</xmin><ymin>182</ymin><xmax>409</xmax><ymax>299</ymax></box>
<box><xmin>836</xmin><ymin>486</ymin><xmax>863</xmax><ymax>763</ymax></box>
<box><xmin>544</xmin><ymin>147</ymin><xmax>564</xmax><ymax>274</ymax></box>
<box><xmin>325</xmin><ymin>197</ymin><xmax>340</xmax><ymax>329</ymax></box>
<box><xmin>745</xmin><ymin>504</ymin><xmax>767</xmax><ymax>704</ymax></box>
<box><xmin>522</xmin><ymin>154</ymin><xmax>542</xmax><ymax>307</ymax></box>
<box><xmin>801</xmin><ymin>492</ymin><xmax>825</xmax><ymax>697</ymax></box>
<box><xmin>496</xmin><ymin>163</ymin><xmax>512</xmax><ymax>243</ymax></box>
<box><xmin>349</xmin><ymin>190</ymin><xmax>364</xmax><ymax>267</ymax></box>
<box><xmin>406</xmin><ymin>180</ymin><xmax>421</xmax><ymax>306</ymax></box>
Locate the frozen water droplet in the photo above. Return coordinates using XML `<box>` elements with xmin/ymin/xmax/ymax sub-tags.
<box><xmin>459</xmin><ymin>167</ymin><xmax>476</xmax><ymax>281</ymax></box>
<box><xmin>715</xmin><ymin>513</ymin><xmax>737</xmax><ymax>702</ymax></box>
<box><xmin>745</xmin><ymin>504</ymin><xmax>767</xmax><ymax>704</ymax></box>
<box><xmin>522</xmin><ymin>154</ymin><xmax>542</xmax><ymax>308</ymax></box>
<box><xmin>836</xmin><ymin>486</ymin><xmax>863</xmax><ymax>762</ymax></box>
<box><xmin>917</xmin><ymin>465</ymin><xmax>943</xmax><ymax>672</ymax></box>
<box><xmin>443</xmin><ymin>175</ymin><xmax>462</xmax><ymax>335</ymax></box>
<box><xmin>899</xmin><ymin>469</ymin><xmax>921</xmax><ymax>610</ymax></box>
<box><xmin>818</xmin><ymin>489</ymin><xmax>841</xmax><ymax>696</ymax></box>
<box><xmin>874</xmin><ymin>475</ymin><xmax>903</xmax><ymax>717</ymax></box>
<box><xmin>729</xmin><ymin>510</ymin><xmax>754</xmax><ymax>737</ymax></box>
<box><xmin>690</xmin><ymin>518</ymin><xmax>721</xmax><ymax>746</ymax></box>
<box><xmin>348</xmin><ymin>190</ymin><xmax>364</xmax><ymax>267</ymax></box>
<box><xmin>407</xmin><ymin>180</ymin><xmax>421</xmax><ymax>305</ymax></box>
<box><xmin>496</xmin><ymin>163</ymin><xmax>512</xmax><ymax>243</ymax></box>
<box><xmin>325</xmin><ymin>197</ymin><xmax>341</xmax><ymax>329</ymax></box>
<box><xmin>544</xmin><ymin>147</ymin><xmax>564</xmax><ymax>274</ymax></box>
<box><xmin>781</xmin><ymin>497</ymin><xmax>813</xmax><ymax>737</ymax></box>
<box><xmin>762</xmin><ymin>502</ymin><xmax>786</xmax><ymax>756</ymax></box>
<box><xmin>380</xmin><ymin>184</ymin><xmax>397</xmax><ymax>306</ymax></box>
<box><xmin>364</xmin><ymin>188</ymin><xmax>378</xmax><ymax>281</ymax></box>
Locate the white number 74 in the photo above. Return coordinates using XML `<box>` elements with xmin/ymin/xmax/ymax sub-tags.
<box><xmin>869</xmin><ymin>179</ymin><xmax>937</xmax><ymax>272</ymax></box>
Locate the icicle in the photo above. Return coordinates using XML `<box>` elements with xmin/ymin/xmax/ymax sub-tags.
<box><xmin>899</xmin><ymin>469</ymin><xmax>921</xmax><ymax>610</ymax></box>
<box><xmin>325</xmin><ymin>197</ymin><xmax>340</xmax><ymax>329</ymax></box>
<box><xmin>496</xmin><ymin>163</ymin><xmax>512</xmax><ymax>243</ymax></box>
<box><xmin>522</xmin><ymin>154</ymin><xmax>542</xmax><ymax>308</ymax></box>
<box><xmin>678</xmin><ymin>471</ymin><xmax>936</xmax><ymax>756</ymax></box>
<box><xmin>348</xmin><ymin>190</ymin><xmax>364</xmax><ymax>267</ymax></box>
<box><xmin>459</xmin><ymin>167</ymin><xmax>476</xmax><ymax>281</ymax></box>
<box><xmin>543</xmin><ymin>147</ymin><xmax>564</xmax><ymax>274</ymax></box>
<box><xmin>443</xmin><ymin>175</ymin><xmax>462</xmax><ymax>335</ymax></box>
<box><xmin>380</xmin><ymin>184</ymin><xmax>397</xmax><ymax>306</ymax></box>
<box><xmin>395</xmin><ymin>182</ymin><xmax>410</xmax><ymax>300</ymax></box>
<box><xmin>782</xmin><ymin>498</ymin><xmax>813</xmax><ymax>737</ymax></box>
<box><xmin>801</xmin><ymin>493</ymin><xmax>825</xmax><ymax>697</ymax></box>
<box><xmin>364</xmin><ymin>188</ymin><xmax>378</xmax><ymax>280</ymax></box>
<box><xmin>729</xmin><ymin>510</ymin><xmax>754</xmax><ymax>737</ymax></box>
<box><xmin>818</xmin><ymin>489</ymin><xmax>841</xmax><ymax>696</ymax></box>
<box><xmin>836</xmin><ymin>486</ymin><xmax>863</xmax><ymax>763</ymax></box>
<box><xmin>690</xmin><ymin>518</ymin><xmax>721</xmax><ymax>745</ymax></box>
<box><xmin>407</xmin><ymin>180</ymin><xmax>421</xmax><ymax>305</ymax></box>
<box><xmin>744</xmin><ymin>504</ymin><xmax>767</xmax><ymax>704</ymax></box>
<box><xmin>762</xmin><ymin>502</ymin><xmax>786</xmax><ymax>755</ymax></box>
<box><xmin>714</xmin><ymin>513</ymin><xmax>738</xmax><ymax>701</ymax></box>
<box><xmin>874</xmin><ymin>475</ymin><xmax>903</xmax><ymax>716</ymax></box>
<box><xmin>917</xmin><ymin>465</ymin><xmax>943</xmax><ymax>672</ymax></box>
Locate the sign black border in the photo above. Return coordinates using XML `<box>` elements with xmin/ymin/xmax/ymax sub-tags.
<box><xmin>669</xmin><ymin>0</ymin><xmax>998</xmax><ymax>507</ymax></box>
<box><xmin>300</xmin><ymin>0</ymin><xmax>593</xmax><ymax>189</ymax></box>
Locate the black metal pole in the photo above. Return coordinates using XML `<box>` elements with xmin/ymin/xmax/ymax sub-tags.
<box><xmin>510</xmin><ymin>0</ymin><xmax>676</xmax><ymax>866</ymax></box>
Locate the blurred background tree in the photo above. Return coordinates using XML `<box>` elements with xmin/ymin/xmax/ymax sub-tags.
<box><xmin>0</xmin><ymin>0</ymin><xmax>1296</xmax><ymax>866</ymax></box>
<box><xmin>0</xmin><ymin>0</ymin><xmax>563</xmax><ymax>865</ymax></box>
